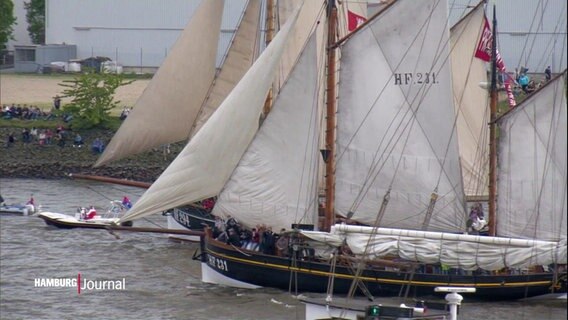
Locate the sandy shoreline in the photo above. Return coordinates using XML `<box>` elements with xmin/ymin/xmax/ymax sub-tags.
<box><xmin>1</xmin><ymin>73</ymin><xmax>150</xmax><ymax>111</ymax></box>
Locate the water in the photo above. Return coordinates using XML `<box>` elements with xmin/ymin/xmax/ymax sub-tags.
<box><xmin>1</xmin><ymin>178</ymin><xmax>566</xmax><ymax>320</ymax></box>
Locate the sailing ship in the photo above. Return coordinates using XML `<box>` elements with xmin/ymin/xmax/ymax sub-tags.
<box><xmin>98</xmin><ymin>0</ymin><xmax>567</xmax><ymax>300</ymax></box>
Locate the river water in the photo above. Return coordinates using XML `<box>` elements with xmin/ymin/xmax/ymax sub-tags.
<box><xmin>1</xmin><ymin>178</ymin><xmax>566</xmax><ymax>320</ymax></box>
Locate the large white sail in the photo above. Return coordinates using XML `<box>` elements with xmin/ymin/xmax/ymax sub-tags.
<box><xmin>191</xmin><ymin>0</ymin><xmax>262</xmax><ymax>135</ymax></box>
<box><xmin>496</xmin><ymin>73</ymin><xmax>567</xmax><ymax>241</ymax></box>
<box><xmin>120</xmin><ymin>5</ymin><xmax>302</xmax><ymax>222</ymax></box>
<box><xmin>333</xmin><ymin>224</ymin><xmax>567</xmax><ymax>271</ymax></box>
<box><xmin>335</xmin><ymin>0</ymin><xmax>466</xmax><ymax>232</ymax></box>
<box><xmin>95</xmin><ymin>0</ymin><xmax>225</xmax><ymax>167</ymax></box>
<box><xmin>450</xmin><ymin>3</ymin><xmax>490</xmax><ymax>197</ymax></box>
<box><xmin>213</xmin><ymin>33</ymin><xmax>320</xmax><ymax>232</ymax></box>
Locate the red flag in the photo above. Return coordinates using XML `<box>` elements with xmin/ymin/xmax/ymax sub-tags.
<box><xmin>347</xmin><ymin>10</ymin><xmax>366</xmax><ymax>31</ymax></box>
<box><xmin>475</xmin><ymin>14</ymin><xmax>517</xmax><ymax>108</ymax></box>
<box><xmin>475</xmin><ymin>15</ymin><xmax>492</xmax><ymax>62</ymax></box>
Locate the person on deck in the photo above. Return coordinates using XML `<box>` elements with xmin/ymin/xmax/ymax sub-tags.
<box><xmin>86</xmin><ymin>206</ymin><xmax>97</xmax><ymax>219</ymax></box>
<box><xmin>122</xmin><ymin>196</ymin><xmax>132</xmax><ymax>209</ymax></box>
<box><xmin>27</xmin><ymin>195</ymin><xmax>35</xmax><ymax>206</ymax></box>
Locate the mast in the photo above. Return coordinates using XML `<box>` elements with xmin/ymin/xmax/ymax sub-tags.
<box><xmin>488</xmin><ymin>4</ymin><xmax>498</xmax><ymax>236</ymax></box>
<box><xmin>324</xmin><ymin>0</ymin><xmax>338</xmax><ymax>232</ymax></box>
<box><xmin>262</xmin><ymin>0</ymin><xmax>276</xmax><ymax>117</ymax></box>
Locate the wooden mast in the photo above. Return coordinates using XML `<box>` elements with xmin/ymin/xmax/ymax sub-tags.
<box><xmin>262</xmin><ymin>0</ymin><xmax>276</xmax><ymax>117</ymax></box>
<box><xmin>324</xmin><ymin>0</ymin><xmax>338</xmax><ymax>232</ymax></box>
<box><xmin>487</xmin><ymin>4</ymin><xmax>498</xmax><ymax>236</ymax></box>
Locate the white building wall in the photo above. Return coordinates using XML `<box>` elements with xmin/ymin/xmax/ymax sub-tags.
<box><xmin>7</xmin><ymin>0</ymin><xmax>33</xmax><ymax>50</ymax></box>
<box><xmin>45</xmin><ymin>0</ymin><xmax>247</xmax><ymax>69</ymax></box>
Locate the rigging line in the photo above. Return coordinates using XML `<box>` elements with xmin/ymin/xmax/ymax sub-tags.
<box><xmin>450</xmin><ymin>4</ymin><xmax>491</xmax><ymax>196</ymax></box>
<box><xmin>519</xmin><ymin>82</ymin><xmax>565</xmax><ymax>239</ymax></box>
<box><xmin>189</xmin><ymin>0</ymin><xmax>261</xmax><ymax>137</ymax></box>
<box><xmin>336</xmin><ymin>0</ymin><xmax>444</xmax><ymax>208</ymax></box>
<box><xmin>290</xmin><ymin>11</ymin><xmax>327</xmax><ymax>223</ymax></box>
<box><xmin>523</xmin><ymin>0</ymin><xmax>552</xmax><ymax>68</ymax></box>
<box><xmin>536</xmin><ymin>3</ymin><xmax>567</xmax><ymax>70</ymax></box>
<box><xmin>334</xmin><ymin>0</ymin><xmax>440</xmax><ymax>166</ymax></box>
<box><xmin>348</xmin><ymin>0</ymin><xmax>460</xmax><ymax>214</ymax></box>
<box><xmin>515</xmin><ymin>0</ymin><xmax>551</xmax><ymax>69</ymax></box>
<box><xmin>84</xmin><ymin>185</ymin><xmax>113</xmax><ymax>203</ymax></box>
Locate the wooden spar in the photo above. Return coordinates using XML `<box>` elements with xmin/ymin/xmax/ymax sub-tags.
<box><xmin>68</xmin><ymin>173</ymin><xmax>151</xmax><ymax>189</ymax></box>
<box><xmin>324</xmin><ymin>1</ymin><xmax>338</xmax><ymax>232</ymax></box>
<box><xmin>262</xmin><ymin>0</ymin><xmax>275</xmax><ymax>118</ymax></box>
<box><xmin>105</xmin><ymin>225</ymin><xmax>204</xmax><ymax>236</ymax></box>
<box><xmin>487</xmin><ymin>5</ymin><xmax>498</xmax><ymax>236</ymax></box>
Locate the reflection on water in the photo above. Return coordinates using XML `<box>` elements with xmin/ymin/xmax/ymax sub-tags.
<box><xmin>1</xmin><ymin>178</ymin><xmax>566</xmax><ymax>319</ymax></box>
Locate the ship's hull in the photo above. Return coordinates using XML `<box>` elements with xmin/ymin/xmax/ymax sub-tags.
<box><xmin>166</xmin><ymin>207</ymin><xmax>215</xmax><ymax>242</ymax></box>
<box><xmin>199</xmin><ymin>235</ymin><xmax>566</xmax><ymax>301</ymax></box>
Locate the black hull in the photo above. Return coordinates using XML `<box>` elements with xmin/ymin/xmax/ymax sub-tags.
<box><xmin>169</xmin><ymin>206</ymin><xmax>215</xmax><ymax>231</ymax></box>
<box><xmin>201</xmin><ymin>236</ymin><xmax>566</xmax><ymax>301</ymax></box>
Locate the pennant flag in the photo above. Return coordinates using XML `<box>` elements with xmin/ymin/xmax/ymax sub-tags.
<box><xmin>475</xmin><ymin>14</ymin><xmax>516</xmax><ymax>108</ymax></box>
<box><xmin>348</xmin><ymin>10</ymin><xmax>366</xmax><ymax>31</ymax></box>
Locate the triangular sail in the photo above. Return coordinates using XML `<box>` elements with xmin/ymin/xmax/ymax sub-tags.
<box><xmin>450</xmin><ymin>3</ymin><xmax>490</xmax><ymax>197</ymax></box>
<box><xmin>335</xmin><ymin>0</ymin><xmax>466</xmax><ymax>232</ymax></box>
<box><xmin>95</xmin><ymin>0</ymin><xmax>225</xmax><ymax>167</ymax></box>
<box><xmin>496</xmin><ymin>73</ymin><xmax>567</xmax><ymax>241</ymax></box>
<box><xmin>120</xmin><ymin>5</ymin><xmax>302</xmax><ymax>222</ymax></box>
<box><xmin>191</xmin><ymin>0</ymin><xmax>262</xmax><ymax>135</ymax></box>
<box><xmin>213</xmin><ymin>32</ymin><xmax>320</xmax><ymax>232</ymax></box>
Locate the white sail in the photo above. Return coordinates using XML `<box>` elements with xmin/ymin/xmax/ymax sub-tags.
<box><xmin>333</xmin><ymin>224</ymin><xmax>567</xmax><ymax>271</ymax></box>
<box><xmin>450</xmin><ymin>3</ymin><xmax>490</xmax><ymax>197</ymax></box>
<box><xmin>95</xmin><ymin>0</ymin><xmax>225</xmax><ymax>167</ymax></box>
<box><xmin>496</xmin><ymin>73</ymin><xmax>567</xmax><ymax>241</ymax></box>
<box><xmin>213</xmin><ymin>32</ymin><xmax>320</xmax><ymax>232</ymax></box>
<box><xmin>120</xmin><ymin>5</ymin><xmax>302</xmax><ymax>222</ymax></box>
<box><xmin>335</xmin><ymin>0</ymin><xmax>466</xmax><ymax>232</ymax></box>
<box><xmin>191</xmin><ymin>0</ymin><xmax>262</xmax><ymax>135</ymax></box>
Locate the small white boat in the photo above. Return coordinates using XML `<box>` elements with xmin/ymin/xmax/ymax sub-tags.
<box><xmin>37</xmin><ymin>200</ymin><xmax>133</xmax><ymax>229</ymax></box>
<box><xmin>0</xmin><ymin>203</ymin><xmax>37</xmax><ymax>216</ymax></box>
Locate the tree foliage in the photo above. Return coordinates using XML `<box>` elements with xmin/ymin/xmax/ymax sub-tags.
<box><xmin>24</xmin><ymin>0</ymin><xmax>44</xmax><ymax>44</ymax></box>
<box><xmin>0</xmin><ymin>0</ymin><xmax>17</xmax><ymax>50</ymax></box>
<box><xmin>59</xmin><ymin>70</ymin><xmax>134</xmax><ymax>130</ymax></box>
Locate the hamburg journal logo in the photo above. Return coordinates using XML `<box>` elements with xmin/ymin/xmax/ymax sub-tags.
<box><xmin>34</xmin><ymin>273</ymin><xmax>126</xmax><ymax>294</ymax></box>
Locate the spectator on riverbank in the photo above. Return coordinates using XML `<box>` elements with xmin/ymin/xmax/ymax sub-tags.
<box><xmin>6</xmin><ymin>132</ymin><xmax>16</xmax><ymax>148</ymax></box>
<box><xmin>91</xmin><ymin>138</ymin><xmax>105</xmax><ymax>154</ymax></box>
<box><xmin>73</xmin><ymin>134</ymin><xmax>84</xmax><ymax>147</ymax></box>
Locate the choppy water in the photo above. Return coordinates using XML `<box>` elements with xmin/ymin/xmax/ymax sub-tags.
<box><xmin>1</xmin><ymin>178</ymin><xmax>566</xmax><ymax>320</ymax></box>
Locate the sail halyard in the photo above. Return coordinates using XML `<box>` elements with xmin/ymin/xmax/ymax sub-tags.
<box><xmin>334</xmin><ymin>0</ymin><xmax>466</xmax><ymax>232</ymax></box>
<box><xmin>118</xmin><ymin>5</ymin><xmax>303</xmax><ymax>222</ymax></box>
<box><xmin>94</xmin><ymin>0</ymin><xmax>226</xmax><ymax>167</ymax></box>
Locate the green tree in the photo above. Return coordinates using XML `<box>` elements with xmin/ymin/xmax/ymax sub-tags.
<box><xmin>24</xmin><ymin>0</ymin><xmax>44</xmax><ymax>44</ymax></box>
<box><xmin>0</xmin><ymin>0</ymin><xmax>17</xmax><ymax>51</ymax></box>
<box><xmin>60</xmin><ymin>70</ymin><xmax>134</xmax><ymax>130</ymax></box>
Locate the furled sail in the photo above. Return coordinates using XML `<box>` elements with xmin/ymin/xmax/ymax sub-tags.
<box><xmin>450</xmin><ymin>3</ymin><xmax>490</xmax><ymax>197</ymax></box>
<box><xmin>95</xmin><ymin>0</ymin><xmax>225</xmax><ymax>167</ymax></box>
<box><xmin>335</xmin><ymin>0</ymin><xmax>466</xmax><ymax>232</ymax></box>
<box><xmin>496</xmin><ymin>72</ymin><xmax>567</xmax><ymax>241</ymax></box>
<box><xmin>119</xmin><ymin>5</ymin><xmax>302</xmax><ymax>222</ymax></box>
<box><xmin>190</xmin><ymin>0</ymin><xmax>262</xmax><ymax>135</ymax></box>
<box><xmin>333</xmin><ymin>224</ymin><xmax>567</xmax><ymax>271</ymax></box>
<box><xmin>213</xmin><ymin>32</ymin><xmax>320</xmax><ymax>232</ymax></box>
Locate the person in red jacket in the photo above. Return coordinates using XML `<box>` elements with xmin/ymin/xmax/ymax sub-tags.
<box><xmin>86</xmin><ymin>206</ymin><xmax>97</xmax><ymax>220</ymax></box>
